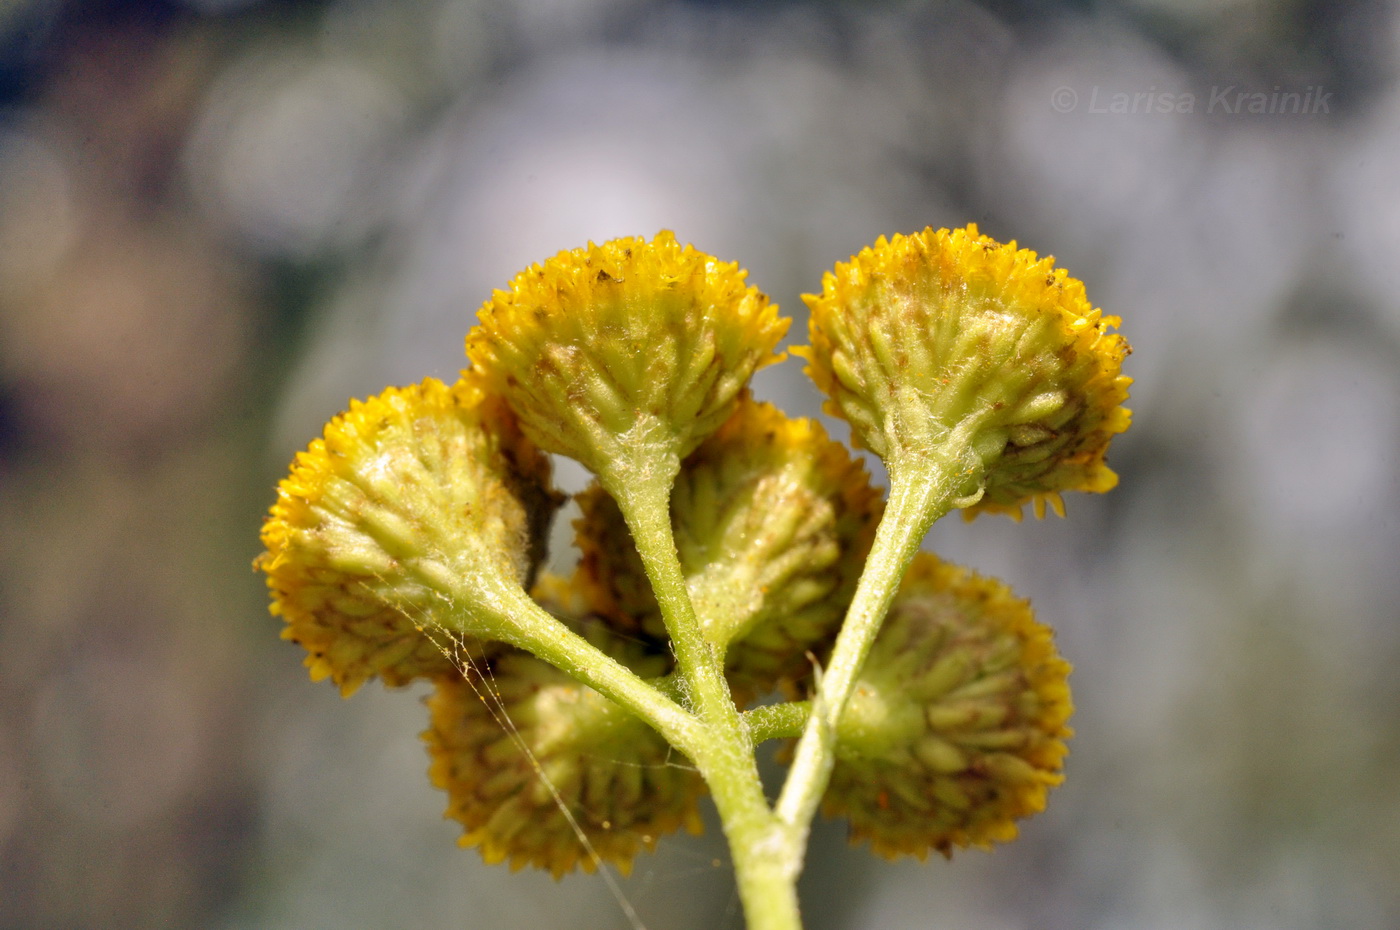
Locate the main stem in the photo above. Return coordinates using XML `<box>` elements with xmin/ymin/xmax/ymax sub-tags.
<box><xmin>774</xmin><ymin>447</ymin><xmax>968</xmax><ymax>857</ymax></box>
<box><xmin>611</xmin><ymin>473</ymin><xmax>803</xmax><ymax>930</ymax></box>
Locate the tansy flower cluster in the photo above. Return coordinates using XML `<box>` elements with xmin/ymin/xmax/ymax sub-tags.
<box><xmin>257</xmin><ymin>227</ymin><xmax>1130</xmax><ymax>926</ymax></box>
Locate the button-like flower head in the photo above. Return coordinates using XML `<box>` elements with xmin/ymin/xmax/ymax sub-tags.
<box><xmin>799</xmin><ymin>224</ymin><xmax>1131</xmax><ymax>518</ymax></box>
<box><xmin>465</xmin><ymin>231</ymin><xmax>788</xmax><ymax>488</ymax></box>
<box><xmin>822</xmin><ymin>553</ymin><xmax>1073</xmax><ymax>859</ymax></box>
<box><xmin>257</xmin><ymin>375</ymin><xmax>561</xmax><ymax>696</ymax></box>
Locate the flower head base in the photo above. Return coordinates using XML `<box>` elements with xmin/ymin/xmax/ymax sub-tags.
<box><xmin>424</xmin><ymin>609</ymin><xmax>704</xmax><ymax>878</ymax></box>
<box><xmin>574</xmin><ymin>397</ymin><xmax>883</xmax><ymax>700</ymax></box>
<box><xmin>799</xmin><ymin>224</ymin><xmax>1131</xmax><ymax>518</ymax></box>
<box><xmin>465</xmin><ymin>232</ymin><xmax>788</xmax><ymax>488</ymax></box>
<box><xmin>822</xmin><ymin>553</ymin><xmax>1072</xmax><ymax>860</ymax></box>
<box><xmin>257</xmin><ymin>375</ymin><xmax>561</xmax><ymax>696</ymax></box>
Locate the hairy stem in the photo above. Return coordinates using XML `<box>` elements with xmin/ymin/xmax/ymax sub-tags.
<box><xmin>610</xmin><ymin>475</ymin><xmax>734</xmax><ymax>722</ymax></box>
<box><xmin>611</xmin><ymin>471</ymin><xmax>804</xmax><ymax>930</ymax></box>
<box><xmin>773</xmin><ymin>444</ymin><xmax>971</xmax><ymax>865</ymax></box>
<box><xmin>744</xmin><ymin>701</ymin><xmax>811</xmax><ymax>744</ymax></box>
<box><xmin>441</xmin><ymin>578</ymin><xmax>701</xmax><ymax>755</ymax></box>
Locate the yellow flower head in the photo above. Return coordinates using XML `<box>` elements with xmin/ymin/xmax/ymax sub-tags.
<box><xmin>822</xmin><ymin>553</ymin><xmax>1072</xmax><ymax>860</ymax></box>
<box><xmin>798</xmin><ymin>224</ymin><xmax>1132</xmax><ymax>519</ymax></box>
<box><xmin>465</xmin><ymin>232</ymin><xmax>789</xmax><ymax>488</ymax></box>
<box><xmin>257</xmin><ymin>374</ymin><xmax>561</xmax><ymax>696</ymax></box>
<box><xmin>573</xmin><ymin>396</ymin><xmax>883</xmax><ymax>701</ymax></box>
<box><xmin>424</xmin><ymin>614</ymin><xmax>705</xmax><ymax>879</ymax></box>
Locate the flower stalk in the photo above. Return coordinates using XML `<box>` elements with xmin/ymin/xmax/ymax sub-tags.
<box><xmin>774</xmin><ymin>448</ymin><xmax>972</xmax><ymax>842</ymax></box>
<box><xmin>441</xmin><ymin>576</ymin><xmax>701</xmax><ymax>753</ymax></box>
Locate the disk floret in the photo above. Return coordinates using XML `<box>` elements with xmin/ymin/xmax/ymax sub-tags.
<box><xmin>257</xmin><ymin>226</ymin><xmax>1131</xmax><ymax>924</ymax></box>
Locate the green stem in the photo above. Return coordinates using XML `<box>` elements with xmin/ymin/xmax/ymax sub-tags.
<box><xmin>773</xmin><ymin>446</ymin><xmax>969</xmax><ymax>855</ymax></box>
<box><xmin>609</xmin><ymin>470</ymin><xmax>803</xmax><ymax>930</ymax></box>
<box><xmin>447</xmin><ymin>574</ymin><xmax>807</xmax><ymax>928</ymax></box>
<box><xmin>609</xmin><ymin>475</ymin><xmax>734</xmax><ymax>722</ymax></box>
<box><xmin>744</xmin><ymin>701</ymin><xmax>811</xmax><ymax>744</ymax></box>
<box><xmin>443</xmin><ymin>578</ymin><xmax>701</xmax><ymax>754</ymax></box>
<box><xmin>719</xmin><ymin>821</ymin><xmax>803</xmax><ymax>930</ymax></box>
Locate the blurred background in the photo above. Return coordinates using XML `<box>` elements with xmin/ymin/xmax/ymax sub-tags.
<box><xmin>2</xmin><ymin>0</ymin><xmax>1398</xmax><ymax>927</ymax></box>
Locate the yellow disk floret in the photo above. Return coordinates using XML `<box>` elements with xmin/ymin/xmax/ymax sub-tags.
<box><xmin>798</xmin><ymin>224</ymin><xmax>1131</xmax><ymax>519</ymax></box>
<box><xmin>466</xmin><ymin>231</ymin><xmax>789</xmax><ymax>488</ymax></box>
<box><xmin>257</xmin><ymin>374</ymin><xmax>561</xmax><ymax>696</ymax></box>
<box><xmin>423</xmin><ymin>621</ymin><xmax>704</xmax><ymax>879</ymax></box>
<box><xmin>821</xmin><ymin>552</ymin><xmax>1072</xmax><ymax>860</ymax></box>
<box><xmin>574</xmin><ymin>396</ymin><xmax>883</xmax><ymax>702</ymax></box>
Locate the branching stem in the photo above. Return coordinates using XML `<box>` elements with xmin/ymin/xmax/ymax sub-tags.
<box><xmin>611</xmin><ymin>469</ymin><xmax>804</xmax><ymax>930</ymax></box>
<box><xmin>466</xmin><ymin>441</ymin><xmax>976</xmax><ymax>930</ymax></box>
